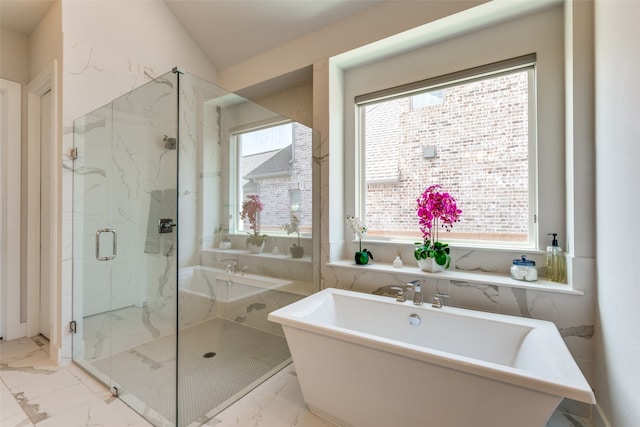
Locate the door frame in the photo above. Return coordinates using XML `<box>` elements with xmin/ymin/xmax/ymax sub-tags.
<box><xmin>0</xmin><ymin>78</ymin><xmax>23</xmax><ymax>340</ymax></box>
<box><xmin>27</xmin><ymin>61</ymin><xmax>60</xmax><ymax>359</ymax></box>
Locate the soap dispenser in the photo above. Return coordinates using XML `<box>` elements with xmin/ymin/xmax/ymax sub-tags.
<box><xmin>546</xmin><ymin>233</ymin><xmax>567</xmax><ymax>283</ymax></box>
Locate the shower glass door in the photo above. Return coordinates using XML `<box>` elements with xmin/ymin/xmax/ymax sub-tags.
<box><xmin>72</xmin><ymin>71</ymin><xmax>179</xmax><ymax>427</ymax></box>
<box><xmin>73</xmin><ymin>69</ymin><xmax>320</xmax><ymax>427</ymax></box>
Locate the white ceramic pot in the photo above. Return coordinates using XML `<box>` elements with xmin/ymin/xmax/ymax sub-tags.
<box><xmin>416</xmin><ymin>257</ymin><xmax>445</xmax><ymax>273</ymax></box>
<box><xmin>247</xmin><ymin>241</ymin><xmax>265</xmax><ymax>254</ymax></box>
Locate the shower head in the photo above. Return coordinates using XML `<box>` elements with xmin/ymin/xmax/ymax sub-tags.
<box><xmin>163</xmin><ymin>135</ymin><xmax>177</xmax><ymax>150</ymax></box>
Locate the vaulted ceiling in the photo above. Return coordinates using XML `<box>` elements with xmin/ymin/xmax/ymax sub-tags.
<box><xmin>0</xmin><ymin>0</ymin><xmax>383</xmax><ymax>71</ymax></box>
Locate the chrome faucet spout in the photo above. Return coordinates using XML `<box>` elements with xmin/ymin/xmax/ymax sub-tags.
<box><xmin>407</xmin><ymin>280</ymin><xmax>422</xmax><ymax>305</ymax></box>
<box><xmin>219</xmin><ymin>258</ymin><xmax>237</xmax><ymax>273</ymax></box>
<box><xmin>413</xmin><ymin>284</ymin><xmax>422</xmax><ymax>305</ymax></box>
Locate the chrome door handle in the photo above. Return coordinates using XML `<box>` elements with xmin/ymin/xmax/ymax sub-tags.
<box><xmin>96</xmin><ymin>228</ymin><xmax>117</xmax><ymax>261</ymax></box>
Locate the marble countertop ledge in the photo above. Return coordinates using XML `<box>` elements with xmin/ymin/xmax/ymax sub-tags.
<box><xmin>327</xmin><ymin>260</ymin><xmax>584</xmax><ymax>295</ymax></box>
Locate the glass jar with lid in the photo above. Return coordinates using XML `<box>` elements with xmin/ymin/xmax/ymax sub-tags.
<box><xmin>510</xmin><ymin>255</ymin><xmax>538</xmax><ymax>282</ymax></box>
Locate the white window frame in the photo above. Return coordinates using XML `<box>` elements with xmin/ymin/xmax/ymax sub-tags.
<box><xmin>229</xmin><ymin>119</ymin><xmax>295</xmax><ymax>236</ymax></box>
<box><xmin>354</xmin><ymin>54</ymin><xmax>539</xmax><ymax>249</ymax></box>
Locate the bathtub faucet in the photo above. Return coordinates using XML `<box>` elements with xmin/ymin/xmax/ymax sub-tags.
<box><xmin>219</xmin><ymin>258</ymin><xmax>237</xmax><ymax>273</ymax></box>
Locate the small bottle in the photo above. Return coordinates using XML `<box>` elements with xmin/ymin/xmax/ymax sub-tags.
<box><xmin>546</xmin><ymin>233</ymin><xmax>567</xmax><ymax>283</ymax></box>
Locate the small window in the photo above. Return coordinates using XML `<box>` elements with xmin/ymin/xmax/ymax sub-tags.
<box><xmin>233</xmin><ymin>122</ymin><xmax>312</xmax><ymax>235</ymax></box>
<box><xmin>356</xmin><ymin>55</ymin><xmax>537</xmax><ymax>247</ymax></box>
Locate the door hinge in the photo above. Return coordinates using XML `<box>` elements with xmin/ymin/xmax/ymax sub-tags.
<box><xmin>69</xmin><ymin>320</ymin><xmax>77</xmax><ymax>334</ymax></box>
<box><xmin>70</xmin><ymin>147</ymin><xmax>78</xmax><ymax>160</ymax></box>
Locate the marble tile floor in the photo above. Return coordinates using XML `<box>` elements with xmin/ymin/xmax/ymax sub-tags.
<box><xmin>1</xmin><ymin>336</ymin><xmax>594</xmax><ymax>427</ymax></box>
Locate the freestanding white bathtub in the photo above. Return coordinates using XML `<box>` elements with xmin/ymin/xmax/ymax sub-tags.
<box><xmin>268</xmin><ymin>288</ymin><xmax>595</xmax><ymax>427</ymax></box>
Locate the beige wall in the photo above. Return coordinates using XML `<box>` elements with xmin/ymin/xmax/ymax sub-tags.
<box><xmin>0</xmin><ymin>28</ymin><xmax>29</xmax><ymax>83</ymax></box>
<box><xmin>595</xmin><ymin>1</ymin><xmax>640</xmax><ymax>425</ymax></box>
<box><xmin>217</xmin><ymin>1</ymin><xmax>487</xmax><ymax>92</ymax></box>
<box><xmin>251</xmin><ymin>80</ymin><xmax>313</xmax><ymax>128</ymax></box>
<box><xmin>29</xmin><ymin>1</ymin><xmax>62</xmax><ymax>80</ymax></box>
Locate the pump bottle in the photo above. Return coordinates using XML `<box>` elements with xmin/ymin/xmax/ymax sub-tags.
<box><xmin>546</xmin><ymin>233</ymin><xmax>567</xmax><ymax>283</ymax></box>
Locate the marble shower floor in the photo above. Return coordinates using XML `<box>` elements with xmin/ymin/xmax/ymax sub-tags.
<box><xmin>1</xmin><ymin>336</ymin><xmax>594</xmax><ymax>427</ymax></box>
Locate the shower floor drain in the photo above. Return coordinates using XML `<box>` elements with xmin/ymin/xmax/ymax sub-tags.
<box><xmin>203</xmin><ymin>352</ymin><xmax>217</xmax><ymax>358</ymax></box>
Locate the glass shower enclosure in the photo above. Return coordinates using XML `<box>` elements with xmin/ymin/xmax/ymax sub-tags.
<box><xmin>72</xmin><ymin>69</ymin><xmax>318</xmax><ymax>426</ymax></box>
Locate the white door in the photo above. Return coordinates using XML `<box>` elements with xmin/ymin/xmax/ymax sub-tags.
<box><xmin>0</xmin><ymin>78</ymin><xmax>23</xmax><ymax>340</ymax></box>
<box><xmin>39</xmin><ymin>90</ymin><xmax>52</xmax><ymax>339</ymax></box>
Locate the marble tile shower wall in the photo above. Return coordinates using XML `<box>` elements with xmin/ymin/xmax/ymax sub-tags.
<box><xmin>69</xmin><ymin>59</ymin><xmax>214</xmax><ymax>365</ymax></box>
<box><xmin>63</xmin><ymin>37</ymin><xmax>177</xmax><ymax>361</ymax></box>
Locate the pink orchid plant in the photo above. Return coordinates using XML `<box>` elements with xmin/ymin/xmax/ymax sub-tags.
<box><xmin>240</xmin><ymin>194</ymin><xmax>267</xmax><ymax>245</ymax></box>
<box><xmin>415</xmin><ymin>184</ymin><xmax>462</xmax><ymax>268</ymax></box>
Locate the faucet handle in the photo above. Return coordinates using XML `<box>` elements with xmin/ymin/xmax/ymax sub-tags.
<box><xmin>433</xmin><ymin>293</ymin><xmax>449</xmax><ymax>308</ymax></box>
<box><xmin>389</xmin><ymin>286</ymin><xmax>405</xmax><ymax>302</ymax></box>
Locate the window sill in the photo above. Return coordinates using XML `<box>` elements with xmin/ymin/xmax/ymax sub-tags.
<box><xmin>326</xmin><ymin>260</ymin><xmax>583</xmax><ymax>295</ymax></box>
<box><xmin>202</xmin><ymin>248</ymin><xmax>312</xmax><ymax>263</ymax></box>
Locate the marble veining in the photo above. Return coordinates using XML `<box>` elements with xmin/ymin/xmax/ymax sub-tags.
<box><xmin>141</xmin><ymin>304</ymin><xmax>161</xmax><ymax>339</ymax></box>
<box><xmin>12</xmin><ymin>391</ymin><xmax>49</xmax><ymax>423</ymax></box>
<box><xmin>451</xmin><ymin>279</ymin><xmax>500</xmax><ymax>307</ymax></box>
<box><xmin>510</xmin><ymin>287</ymin><xmax>532</xmax><ymax>317</ymax></box>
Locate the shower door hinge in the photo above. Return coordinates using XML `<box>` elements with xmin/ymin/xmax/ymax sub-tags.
<box><xmin>70</xmin><ymin>147</ymin><xmax>78</xmax><ymax>160</ymax></box>
<box><xmin>111</xmin><ymin>386</ymin><xmax>119</xmax><ymax>397</ymax></box>
<box><xmin>69</xmin><ymin>320</ymin><xmax>77</xmax><ymax>334</ymax></box>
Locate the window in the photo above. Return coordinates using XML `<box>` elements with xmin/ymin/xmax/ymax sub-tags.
<box><xmin>233</xmin><ymin>122</ymin><xmax>313</xmax><ymax>235</ymax></box>
<box><xmin>356</xmin><ymin>54</ymin><xmax>537</xmax><ymax>247</ymax></box>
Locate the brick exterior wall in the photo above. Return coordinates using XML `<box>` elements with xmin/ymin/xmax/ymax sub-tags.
<box><xmin>364</xmin><ymin>72</ymin><xmax>530</xmax><ymax>242</ymax></box>
<box><xmin>242</xmin><ymin>123</ymin><xmax>313</xmax><ymax>234</ymax></box>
